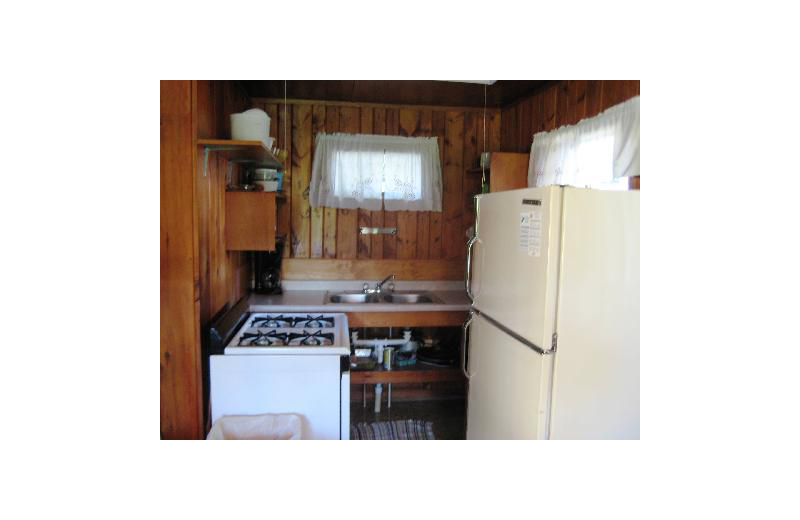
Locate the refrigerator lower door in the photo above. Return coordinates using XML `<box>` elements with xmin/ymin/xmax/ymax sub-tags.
<box><xmin>470</xmin><ymin>186</ymin><xmax>563</xmax><ymax>350</ymax></box>
<box><xmin>549</xmin><ymin>188</ymin><xmax>640</xmax><ymax>439</ymax></box>
<box><xmin>210</xmin><ymin>354</ymin><xmax>343</xmax><ymax>440</ymax></box>
<box><xmin>466</xmin><ymin>313</ymin><xmax>552</xmax><ymax>440</ymax></box>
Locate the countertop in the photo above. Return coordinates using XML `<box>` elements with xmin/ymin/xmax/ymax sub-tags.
<box><xmin>247</xmin><ymin>280</ymin><xmax>470</xmax><ymax>313</ymax></box>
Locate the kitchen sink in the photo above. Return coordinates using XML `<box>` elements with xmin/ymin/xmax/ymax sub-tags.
<box><xmin>327</xmin><ymin>292</ymin><xmax>381</xmax><ymax>303</ymax></box>
<box><xmin>381</xmin><ymin>293</ymin><xmax>435</xmax><ymax>304</ymax></box>
<box><xmin>326</xmin><ymin>291</ymin><xmax>440</xmax><ymax>304</ymax></box>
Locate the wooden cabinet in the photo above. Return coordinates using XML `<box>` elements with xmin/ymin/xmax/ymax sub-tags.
<box><xmin>468</xmin><ymin>152</ymin><xmax>530</xmax><ymax>193</ymax></box>
<box><xmin>197</xmin><ymin>139</ymin><xmax>285</xmax><ymax>252</ymax></box>
<box><xmin>488</xmin><ymin>152</ymin><xmax>529</xmax><ymax>192</ymax></box>
<box><xmin>225</xmin><ymin>192</ymin><xmax>278</xmax><ymax>251</ymax></box>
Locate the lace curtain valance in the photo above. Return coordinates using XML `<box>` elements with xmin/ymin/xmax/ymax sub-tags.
<box><xmin>529</xmin><ymin>96</ymin><xmax>640</xmax><ymax>188</ymax></box>
<box><xmin>310</xmin><ymin>133</ymin><xmax>442</xmax><ymax>212</ymax></box>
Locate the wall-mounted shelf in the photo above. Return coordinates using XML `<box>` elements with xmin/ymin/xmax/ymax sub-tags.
<box><xmin>198</xmin><ymin>139</ymin><xmax>284</xmax><ymax>176</ymax></box>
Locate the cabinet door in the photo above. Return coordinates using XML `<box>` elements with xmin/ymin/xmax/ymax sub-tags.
<box><xmin>225</xmin><ymin>191</ymin><xmax>276</xmax><ymax>251</ymax></box>
<box><xmin>210</xmin><ymin>354</ymin><xmax>342</xmax><ymax>440</ymax></box>
<box><xmin>489</xmin><ymin>153</ymin><xmax>529</xmax><ymax>192</ymax></box>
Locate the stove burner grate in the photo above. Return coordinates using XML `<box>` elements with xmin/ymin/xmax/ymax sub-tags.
<box><xmin>251</xmin><ymin>314</ymin><xmax>335</xmax><ymax>329</ymax></box>
<box><xmin>288</xmin><ymin>330</ymin><xmax>335</xmax><ymax>346</ymax></box>
<box><xmin>251</xmin><ymin>315</ymin><xmax>294</xmax><ymax>328</ymax></box>
<box><xmin>293</xmin><ymin>315</ymin><xmax>335</xmax><ymax>328</ymax></box>
<box><xmin>239</xmin><ymin>330</ymin><xmax>288</xmax><ymax>346</ymax></box>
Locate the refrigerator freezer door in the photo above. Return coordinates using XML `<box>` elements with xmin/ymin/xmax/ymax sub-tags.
<box><xmin>210</xmin><ymin>354</ymin><xmax>343</xmax><ymax>440</ymax></box>
<box><xmin>549</xmin><ymin>188</ymin><xmax>640</xmax><ymax>440</ymax></box>
<box><xmin>471</xmin><ymin>187</ymin><xmax>563</xmax><ymax>350</ymax></box>
<box><xmin>466</xmin><ymin>313</ymin><xmax>552</xmax><ymax>440</ymax></box>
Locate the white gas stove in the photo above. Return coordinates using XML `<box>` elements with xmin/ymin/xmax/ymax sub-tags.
<box><xmin>225</xmin><ymin>313</ymin><xmax>350</xmax><ymax>355</ymax></box>
<box><xmin>210</xmin><ymin>313</ymin><xmax>350</xmax><ymax>439</ymax></box>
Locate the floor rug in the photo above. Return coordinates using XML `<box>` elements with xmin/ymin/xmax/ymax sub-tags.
<box><xmin>351</xmin><ymin>419</ymin><xmax>435</xmax><ymax>440</ymax></box>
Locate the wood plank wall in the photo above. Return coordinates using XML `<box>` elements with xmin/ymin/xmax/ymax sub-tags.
<box><xmin>252</xmin><ymin>99</ymin><xmax>501</xmax><ymax>269</ymax></box>
<box><xmin>195</xmin><ymin>81</ymin><xmax>252</xmax><ymax>329</ymax></box>
<box><xmin>500</xmin><ymin>80</ymin><xmax>640</xmax><ymax>152</ymax></box>
<box><xmin>160</xmin><ymin>80</ymin><xmax>203</xmax><ymax>440</ymax></box>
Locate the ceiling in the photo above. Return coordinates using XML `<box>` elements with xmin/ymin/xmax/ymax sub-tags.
<box><xmin>238</xmin><ymin>80</ymin><xmax>554</xmax><ymax>109</ymax></box>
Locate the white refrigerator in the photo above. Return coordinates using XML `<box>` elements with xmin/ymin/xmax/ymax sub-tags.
<box><xmin>464</xmin><ymin>186</ymin><xmax>639</xmax><ymax>440</ymax></box>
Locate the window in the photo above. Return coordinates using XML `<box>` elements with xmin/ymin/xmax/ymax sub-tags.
<box><xmin>560</xmin><ymin>130</ymin><xmax>629</xmax><ymax>190</ymax></box>
<box><xmin>310</xmin><ymin>133</ymin><xmax>442</xmax><ymax>212</ymax></box>
<box><xmin>529</xmin><ymin>96</ymin><xmax>639</xmax><ymax>190</ymax></box>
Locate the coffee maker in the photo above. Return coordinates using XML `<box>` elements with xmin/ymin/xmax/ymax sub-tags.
<box><xmin>253</xmin><ymin>238</ymin><xmax>284</xmax><ymax>294</ymax></box>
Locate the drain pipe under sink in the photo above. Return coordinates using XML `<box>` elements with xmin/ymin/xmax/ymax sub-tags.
<box><xmin>374</xmin><ymin>384</ymin><xmax>383</xmax><ymax>413</ymax></box>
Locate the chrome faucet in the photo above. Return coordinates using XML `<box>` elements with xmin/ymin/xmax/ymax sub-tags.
<box><xmin>363</xmin><ymin>274</ymin><xmax>395</xmax><ymax>294</ymax></box>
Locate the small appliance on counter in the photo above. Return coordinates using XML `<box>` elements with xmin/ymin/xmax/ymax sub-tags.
<box><xmin>254</xmin><ymin>238</ymin><xmax>284</xmax><ymax>294</ymax></box>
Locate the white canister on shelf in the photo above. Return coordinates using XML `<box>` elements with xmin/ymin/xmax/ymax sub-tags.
<box><xmin>230</xmin><ymin>108</ymin><xmax>271</xmax><ymax>145</ymax></box>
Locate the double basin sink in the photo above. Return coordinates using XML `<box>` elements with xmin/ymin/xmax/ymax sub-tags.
<box><xmin>327</xmin><ymin>291</ymin><xmax>440</xmax><ymax>304</ymax></box>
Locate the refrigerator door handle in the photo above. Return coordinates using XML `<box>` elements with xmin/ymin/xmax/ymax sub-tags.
<box><xmin>461</xmin><ymin>310</ymin><xmax>476</xmax><ymax>379</ymax></box>
<box><xmin>466</xmin><ymin>235</ymin><xmax>479</xmax><ymax>301</ymax></box>
<box><xmin>478</xmin><ymin>310</ymin><xmax>552</xmax><ymax>356</ymax></box>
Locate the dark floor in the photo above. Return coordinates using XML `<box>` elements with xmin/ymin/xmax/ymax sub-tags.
<box><xmin>350</xmin><ymin>399</ymin><xmax>466</xmax><ymax>440</ymax></box>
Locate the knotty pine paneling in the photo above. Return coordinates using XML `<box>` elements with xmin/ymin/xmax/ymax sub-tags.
<box><xmin>291</xmin><ymin>105</ymin><xmax>312</xmax><ymax>258</ymax></box>
<box><xmin>429</xmin><ymin>111</ymin><xmax>446</xmax><ymax>259</ymax></box>
<box><xmin>383</xmin><ymin>108</ymin><xmax>399</xmax><ymax>259</ymax></box>
<box><xmin>501</xmin><ymin>80</ymin><xmax>640</xmax><ymax>152</ymax></box>
<box><xmin>195</xmin><ymin>81</ymin><xmax>251</xmax><ymax>330</ymax></box>
<box><xmin>161</xmin><ymin>80</ymin><xmax>203</xmax><ymax>440</ymax></box>
<box><xmin>323</xmin><ymin>105</ymin><xmax>339</xmax><ymax>258</ymax></box>
<box><xmin>357</xmin><ymin>107</ymin><xmax>374</xmax><ymax>259</ymax></box>
<box><xmin>193</xmin><ymin>80</ymin><xmax>251</xmax><ymax>438</ymax></box>
<box><xmin>416</xmin><ymin>109</ymin><xmax>433</xmax><ymax>260</ymax></box>
<box><xmin>370</xmin><ymin>107</ymin><xmax>386</xmax><ymax>260</ymax></box>
<box><xmin>443</xmin><ymin>111</ymin><xmax>465</xmax><ymax>260</ymax></box>
<box><xmin>254</xmin><ymin>100</ymin><xmax>501</xmax><ymax>271</ymax></box>
<box><xmin>462</xmin><ymin>112</ymin><xmax>480</xmax><ymax>243</ymax></box>
<box><xmin>310</xmin><ymin>105</ymin><xmax>325</xmax><ymax>258</ymax></box>
<box><xmin>337</xmin><ymin>106</ymin><xmax>360</xmax><ymax>260</ymax></box>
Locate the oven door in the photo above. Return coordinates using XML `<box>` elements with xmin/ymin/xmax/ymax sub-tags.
<box><xmin>210</xmin><ymin>354</ymin><xmax>343</xmax><ymax>439</ymax></box>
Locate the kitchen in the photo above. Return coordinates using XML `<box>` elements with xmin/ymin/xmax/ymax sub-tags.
<box><xmin>161</xmin><ymin>79</ymin><xmax>640</xmax><ymax>440</ymax></box>
<box><xmin>7</xmin><ymin>0</ymin><xmax>797</xmax><ymax>515</ymax></box>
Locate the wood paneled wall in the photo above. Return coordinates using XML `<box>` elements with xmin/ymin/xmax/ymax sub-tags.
<box><xmin>195</xmin><ymin>81</ymin><xmax>252</xmax><ymax>329</ymax></box>
<box><xmin>160</xmin><ymin>80</ymin><xmax>203</xmax><ymax>439</ymax></box>
<box><xmin>501</xmin><ymin>80</ymin><xmax>640</xmax><ymax>152</ymax></box>
<box><xmin>251</xmin><ymin>99</ymin><xmax>501</xmax><ymax>268</ymax></box>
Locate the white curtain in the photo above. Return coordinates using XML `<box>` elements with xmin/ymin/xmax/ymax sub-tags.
<box><xmin>528</xmin><ymin>96</ymin><xmax>639</xmax><ymax>188</ymax></box>
<box><xmin>310</xmin><ymin>133</ymin><xmax>442</xmax><ymax>212</ymax></box>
